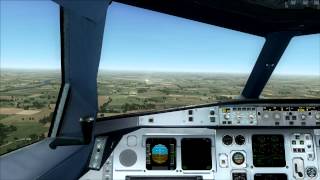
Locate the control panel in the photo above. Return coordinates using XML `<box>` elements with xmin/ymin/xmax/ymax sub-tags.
<box><xmin>81</xmin><ymin>128</ymin><xmax>319</xmax><ymax>180</ymax></box>
<box><xmin>138</xmin><ymin>104</ymin><xmax>320</xmax><ymax>127</ymax></box>
<box><xmin>81</xmin><ymin>102</ymin><xmax>320</xmax><ymax>180</ymax></box>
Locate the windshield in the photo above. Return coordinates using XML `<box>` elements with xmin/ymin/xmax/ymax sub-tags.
<box><xmin>261</xmin><ymin>34</ymin><xmax>320</xmax><ymax>99</ymax></box>
<box><xmin>97</xmin><ymin>3</ymin><xmax>265</xmax><ymax>117</ymax></box>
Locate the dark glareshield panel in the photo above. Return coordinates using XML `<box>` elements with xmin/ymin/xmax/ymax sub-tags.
<box><xmin>252</xmin><ymin>135</ymin><xmax>286</xmax><ymax>167</ymax></box>
<box><xmin>254</xmin><ymin>174</ymin><xmax>287</xmax><ymax>180</ymax></box>
<box><xmin>146</xmin><ymin>138</ymin><xmax>176</xmax><ymax>170</ymax></box>
<box><xmin>126</xmin><ymin>176</ymin><xmax>202</xmax><ymax>180</ymax></box>
<box><xmin>181</xmin><ymin>138</ymin><xmax>212</xmax><ymax>170</ymax></box>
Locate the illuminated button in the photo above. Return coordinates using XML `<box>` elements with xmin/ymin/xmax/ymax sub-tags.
<box><xmin>97</xmin><ymin>143</ymin><xmax>102</xmax><ymax>149</ymax></box>
<box><xmin>210</xmin><ymin>116</ymin><xmax>215</xmax><ymax>122</ymax></box>
<box><xmin>298</xmin><ymin>148</ymin><xmax>302</xmax><ymax>153</ymax></box>
<box><xmin>305</xmin><ymin>134</ymin><xmax>311</xmax><ymax>140</ymax></box>
<box><xmin>94</xmin><ymin>155</ymin><xmax>99</xmax><ymax>160</ymax></box>
<box><xmin>308</xmin><ymin>154</ymin><xmax>314</xmax><ymax>160</ymax></box>
<box><xmin>127</xmin><ymin>135</ymin><xmax>137</xmax><ymax>147</ymax></box>
<box><xmin>219</xmin><ymin>153</ymin><xmax>228</xmax><ymax>168</ymax></box>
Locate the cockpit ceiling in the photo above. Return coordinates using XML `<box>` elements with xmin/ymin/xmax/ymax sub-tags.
<box><xmin>114</xmin><ymin>0</ymin><xmax>320</xmax><ymax>36</ymax></box>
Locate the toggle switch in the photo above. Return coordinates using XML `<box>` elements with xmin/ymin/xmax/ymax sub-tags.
<box><xmin>293</xmin><ymin>158</ymin><xmax>304</xmax><ymax>180</ymax></box>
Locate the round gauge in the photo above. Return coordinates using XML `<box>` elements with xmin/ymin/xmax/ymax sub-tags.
<box><xmin>306</xmin><ymin>167</ymin><xmax>317</xmax><ymax>178</ymax></box>
<box><xmin>232</xmin><ymin>152</ymin><xmax>245</xmax><ymax>165</ymax></box>
<box><xmin>222</xmin><ymin>135</ymin><xmax>233</xmax><ymax>145</ymax></box>
<box><xmin>235</xmin><ymin>135</ymin><xmax>245</xmax><ymax>145</ymax></box>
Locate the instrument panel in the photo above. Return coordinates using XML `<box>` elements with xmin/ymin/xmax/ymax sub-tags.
<box><xmin>81</xmin><ymin>128</ymin><xmax>320</xmax><ymax>180</ymax></box>
<box><xmin>81</xmin><ymin>102</ymin><xmax>320</xmax><ymax>180</ymax></box>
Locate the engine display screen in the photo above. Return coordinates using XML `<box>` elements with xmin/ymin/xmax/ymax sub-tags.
<box><xmin>146</xmin><ymin>138</ymin><xmax>176</xmax><ymax>170</ymax></box>
<box><xmin>181</xmin><ymin>138</ymin><xmax>212</xmax><ymax>170</ymax></box>
<box><xmin>254</xmin><ymin>174</ymin><xmax>287</xmax><ymax>180</ymax></box>
<box><xmin>252</xmin><ymin>135</ymin><xmax>286</xmax><ymax>167</ymax></box>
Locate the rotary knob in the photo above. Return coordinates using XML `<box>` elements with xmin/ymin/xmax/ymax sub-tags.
<box><xmin>224</xmin><ymin>113</ymin><xmax>230</xmax><ymax>120</ymax></box>
<box><xmin>306</xmin><ymin>167</ymin><xmax>317</xmax><ymax>178</ymax></box>
<box><xmin>263</xmin><ymin>113</ymin><xmax>269</xmax><ymax>119</ymax></box>
<box><xmin>301</xmin><ymin>114</ymin><xmax>307</xmax><ymax>120</ymax></box>
<box><xmin>315</xmin><ymin>113</ymin><xmax>320</xmax><ymax>120</ymax></box>
<box><xmin>274</xmin><ymin>113</ymin><xmax>281</xmax><ymax>120</ymax></box>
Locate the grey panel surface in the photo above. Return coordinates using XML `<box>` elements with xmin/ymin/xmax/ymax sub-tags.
<box><xmin>0</xmin><ymin>138</ymin><xmax>86</xmax><ymax>180</ymax></box>
<box><xmin>95</xmin><ymin>117</ymin><xmax>139</xmax><ymax>135</ymax></box>
<box><xmin>37</xmin><ymin>143</ymin><xmax>92</xmax><ymax>180</ymax></box>
<box><xmin>139</xmin><ymin>107</ymin><xmax>219</xmax><ymax>127</ymax></box>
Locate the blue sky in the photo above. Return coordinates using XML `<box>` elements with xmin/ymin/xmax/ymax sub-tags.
<box><xmin>1</xmin><ymin>1</ymin><xmax>319</xmax><ymax>75</ymax></box>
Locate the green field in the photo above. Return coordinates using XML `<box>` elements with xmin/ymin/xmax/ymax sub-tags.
<box><xmin>0</xmin><ymin>69</ymin><xmax>319</xmax><ymax>155</ymax></box>
<box><xmin>0</xmin><ymin>69</ymin><xmax>59</xmax><ymax>155</ymax></box>
<box><xmin>97</xmin><ymin>70</ymin><xmax>320</xmax><ymax>117</ymax></box>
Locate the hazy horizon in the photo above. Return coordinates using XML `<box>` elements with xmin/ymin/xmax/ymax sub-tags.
<box><xmin>1</xmin><ymin>68</ymin><xmax>319</xmax><ymax>77</ymax></box>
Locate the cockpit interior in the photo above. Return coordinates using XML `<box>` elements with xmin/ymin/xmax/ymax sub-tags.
<box><xmin>0</xmin><ymin>0</ymin><xmax>319</xmax><ymax>180</ymax></box>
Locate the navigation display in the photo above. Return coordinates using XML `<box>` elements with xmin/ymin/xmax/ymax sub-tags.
<box><xmin>181</xmin><ymin>138</ymin><xmax>212</xmax><ymax>170</ymax></box>
<box><xmin>252</xmin><ymin>135</ymin><xmax>286</xmax><ymax>167</ymax></box>
<box><xmin>146</xmin><ymin>138</ymin><xmax>176</xmax><ymax>170</ymax></box>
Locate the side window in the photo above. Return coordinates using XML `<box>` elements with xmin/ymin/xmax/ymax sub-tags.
<box><xmin>0</xmin><ymin>1</ymin><xmax>61</xmax><ymax>155</ymax></box>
